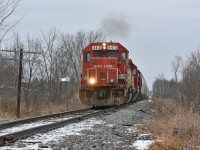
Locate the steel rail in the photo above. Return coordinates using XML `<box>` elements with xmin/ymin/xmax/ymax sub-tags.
<box><xmin>0</xmin><ymin>107</ymin><xmax>117</xmax><ymax>146</ymax></box>
<box><xmin>0</xmin><ymin>108</ymin><xmax>92</xmax><ymax>130</ymax></box>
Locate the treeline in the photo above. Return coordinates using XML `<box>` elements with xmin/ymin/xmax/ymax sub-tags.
<box><xmin>0</xmin><ymin>0</ymin><xmax>107</xmax><ymax>111</ymax></box>
<box><xmin>0</xmin><ymin>29</ymin><xmax>106</xmax><ymax>108</ymax></box>
<box><xmin>153</xmin><ymin>50</ymin><xmax>200</xmax><ymax>108</ymax></box>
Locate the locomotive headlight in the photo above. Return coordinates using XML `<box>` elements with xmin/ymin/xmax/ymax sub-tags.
<box><xmin>103</xmin><ymin>43</ymin><xmax>106</xmax><ymax>49</ymax></box>
<box><xmin>89</xmin><ymin>78</ymin><xmax>95</xmax><ymax>85</ymax></box>
<box><xmin>109</xmin><ymin>78</ymin><xmax>114</xmax><ymax>83</ymax></box>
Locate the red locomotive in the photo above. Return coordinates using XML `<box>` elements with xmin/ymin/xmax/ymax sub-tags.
<box><xmin>79</xmin><ymin>42</ymin><xmax>148</xmax><ymax>106</ymax></box>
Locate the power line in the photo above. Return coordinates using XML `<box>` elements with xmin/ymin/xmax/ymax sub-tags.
<box><xmin>2</xmin><ymin>50</ymin><xmax>41</xmax><ymax>54</ymax></box>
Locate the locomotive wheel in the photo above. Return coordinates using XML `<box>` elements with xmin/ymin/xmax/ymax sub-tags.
<box><xmin>127</xmin><ymin>91</ymin><xmax>133</xmax><ymax>102</ymax></box>
<box><xmin>132</xmin><ymin>92</ymin><xmax>138</xmax><ymax>101</ymax></box>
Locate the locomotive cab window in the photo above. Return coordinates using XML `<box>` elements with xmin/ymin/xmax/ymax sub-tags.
<box><xmin>84</xmin><ymin>52</ymin><xmax>90</xmax><ymax>62</ymax></box>
<box><xmin>94</xmin><ymin>51</ymin><xmax>104</xmax><ymax>57</ymax></box>
<box><xmin>132</xmin><ymin>68</ymin><xmax>137</xmax><ymax>76</ymax></box>
<box><xmin>106</xmin><ymin>51</ymin><xmax>117</xmax><ymax>57</ymax></box>
<box><xmin>119</xmin><ymin>52</ymin><xmax>126</xmax><ymax>62</ymax></box>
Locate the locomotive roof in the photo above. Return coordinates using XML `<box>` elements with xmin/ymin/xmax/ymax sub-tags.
<box><xmin>83</xmin><ymin>42</ymin><xmax>129</xmax><ymax>52</ymax></box>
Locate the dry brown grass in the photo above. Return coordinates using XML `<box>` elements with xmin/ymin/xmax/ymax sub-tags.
<box><xmin>0</xmin><ymin>93</ymin><xmax>86</xmax><ymax>120</ymax></box>
<box><xmin>149</xmin><ymin>98</ymin><xmax>200</xmax><ymax>149</ymax></box>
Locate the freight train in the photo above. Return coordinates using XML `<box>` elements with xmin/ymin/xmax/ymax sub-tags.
<box><xmin>79</xmin><ymin>42</ymin><xmax>148</xmax><ymax>106</ymax></box>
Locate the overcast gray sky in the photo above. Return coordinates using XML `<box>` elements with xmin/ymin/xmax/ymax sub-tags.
<box><xmin>14</xmin><ymin>0</ymin><xmax>200</xmax><ymax>90</ymax></box>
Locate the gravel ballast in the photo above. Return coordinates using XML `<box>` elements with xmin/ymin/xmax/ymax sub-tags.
<box><xmin>50</xmin><ymin>99</ymin><xmax>152</xmax><ymax>150</ymax></box>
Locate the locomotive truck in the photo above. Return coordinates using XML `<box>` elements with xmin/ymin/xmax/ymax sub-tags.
<box><xmin>79</xmin><ymin>42</ymin><xmax>148</xmax><ymax>106</ymax></box>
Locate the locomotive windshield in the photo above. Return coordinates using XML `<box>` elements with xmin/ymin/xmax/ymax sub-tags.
<box><xmin>106</xmin><ymin>51</ymin><xmax>117</xmax><ymax>57</ymax></box>
<box><xmin>119</xmin><ymin>52</ymin><xmax>126</xmax><ymax>62</ymax></box>
<box><xmin>94</xmin><ymin>51</ymin><xmax>104</xmax><ymax>57</ymax></box>
<box><xmin>93</xmin><ymin>51</ymin><xmax>117</xmax><ymax>57</ymax></box>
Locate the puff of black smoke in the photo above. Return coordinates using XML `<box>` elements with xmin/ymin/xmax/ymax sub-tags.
<box><xmin>101</xmin><ymin>14</ymin><xmax>131</xmax><ymax>38</ymax></box>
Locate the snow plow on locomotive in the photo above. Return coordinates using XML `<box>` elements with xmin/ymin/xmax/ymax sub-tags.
<box><xmin>79</xmin><ymin>42</ymin><xmax>148</xmax><ymax>106</ymax></box>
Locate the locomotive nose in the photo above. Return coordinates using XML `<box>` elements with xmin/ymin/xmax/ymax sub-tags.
<box><xmin>88</xmin><ymin>58</ymin><xmax>118</xmax><ymax>86</ymax></box>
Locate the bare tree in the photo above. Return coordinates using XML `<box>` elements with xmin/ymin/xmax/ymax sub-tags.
<box><xmin>153</xmin><ymin>73</ymin><xmax>165</xmax><ymax>97</ymax></box>
<box><xmin>0</xmin><ymin>33</ymin><xmax>21</xmax><ymax>100</ymax></box>
<box><xmin>171</xmin><ymin>55</ymin><xmax>182</xmax><ymax>83</ymax></box>
<box><xmin>58</xmin><ymin>29</ymin><xmax>106</xmax><ymax>99</ymax></box>
<box><xmin>38</xmin><ymin>28</ymin><xmax>59</xmax><ymax>102</ymax></box>
<box><xmin>152</xmin><ymin>72</ymin><xmax>179</xmax><ymax>98</ymax></box>
<box><xmin>189</xmin><ymin>49</ymin><xmax>200</xmax><ymax>72</ymax></box>
<box><xmin>0</xmin><ymin>0</ymin><xmax>20</xmax><ymax>45</ymax></box>
<box><xmin>0</xmin><ymin>0</ymin><xmax>21</xmax><ymax>99</ymax></box>
<box><xmin>181</xmin><ymin>49</ymin><xmax>200</xmax><ymax>106</ymax></box>
<box><xmin>22</xmin><ymin>35</ymin><xmax>42</xmax><ymax>109</ymax></box>
<box><xmin>0</xmin><ymin>28</ymin><xmax>106</xmax><ymax>105</ymax></box>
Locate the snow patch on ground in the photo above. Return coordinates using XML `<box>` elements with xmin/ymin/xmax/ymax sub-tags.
<box><xmin>132</xmin><ymin>140</ymin><xmax>153</xmax><ymax>150</ymax></box>
<box><xmin>0</xmin><ymin>116</ymin><xmax>75</xmax><ymax>136</ymax></box>
<box><xmin>126</xmin><ymin>126</ymin><xmax>137</xmax><ymax>133</ymax></box>
<box><xmin>1</xmin><ymin>118</ymin><xmax>104</xmax><ymax>150</ymax></box>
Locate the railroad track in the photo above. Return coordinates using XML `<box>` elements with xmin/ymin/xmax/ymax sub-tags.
<box><xmin>0</xmin><ymin>108</ymin><xmax>92</xmax><ymax>130</ymax></box>
<box><xmin>0</xmin><ymin>106</ymin><xmax>120</xmax><ymax>146</ymax></box>
<box><xmin>0</xmin><ymin>100</ymin><xmax>139</xmax><ymax>146</ymax></box>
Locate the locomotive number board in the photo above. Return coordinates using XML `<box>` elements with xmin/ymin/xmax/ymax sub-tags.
<box><xmin>92</xmin><ymin>45</ymin><xmax>118</xmax><ymax>50</ymax></box>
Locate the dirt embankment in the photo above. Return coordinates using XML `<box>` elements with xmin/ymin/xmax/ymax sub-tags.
<box><xmin>149</xmin><ymin>98</ymin><xmax>200</xmax><ymax>150</ymax></box>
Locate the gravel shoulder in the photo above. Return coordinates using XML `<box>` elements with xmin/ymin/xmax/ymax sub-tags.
<box><xmin>50</xmin><ymin>99</ymin><xmax>152</xmax><ymax>150</ymax></box>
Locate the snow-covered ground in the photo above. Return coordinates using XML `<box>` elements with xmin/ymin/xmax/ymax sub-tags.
<box><xmin>0</xmin><ymin>115</ymin><xmax>78</xmax><ymax>136</ymax></box>
<box><xmin>1</xmin><ymin>118</ymin><xmax>104</xmax><ymax>149</ymax></box>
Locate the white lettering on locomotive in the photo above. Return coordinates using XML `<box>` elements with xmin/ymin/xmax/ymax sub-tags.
<box><xmin>94</xmin><ymin>65</ymin><xmax>113</xmax><ymax>68</ymax></box>
<box><xmin>92</xmin><ymin>45</ymin><xmax>118</xmax><ymax>50</ymax></box>
<box><xmin>92</xmin><ymin>46</ymin><xmax>102</xmax><ymax>50</ymax></box>
<box><xmin>104</xmin><ymin>65</ymin><xmax>112</xmax><ymax>68</ymax></box>
<box><xmin>94</xmin><ymin>65</ymin><xmax>102</xmax><ymax>68</ymax></box>
<box><xmin>107</xmin><ymin>45</ymin><xmax>118</xmax><ymax>50</ymax></box>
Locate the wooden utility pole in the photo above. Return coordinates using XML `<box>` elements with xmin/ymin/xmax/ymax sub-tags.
<box><xmin>16</xmin><ymin>48</ymin><xmax>23</xmax><ymax>118</ymax></box>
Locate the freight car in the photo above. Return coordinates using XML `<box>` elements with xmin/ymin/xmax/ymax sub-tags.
<box><xmin>79</xmin><ymin>42</ymin><xmax>148</xmax><ymax>106</ymax></box>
